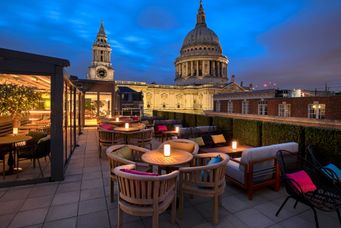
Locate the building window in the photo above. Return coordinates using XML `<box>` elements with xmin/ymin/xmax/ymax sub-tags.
<box><xmin>258</xmin><ymin>100</ymin><xmax>268</xmax><ymax>115</ymax></box>
<box><xmin>308</xmin><ymin>102</ymin><xmax>325</xmax><ymax>119</ymax></box>
<box><xmin>216</xmin><ymin>101</ymin><xmax>221</xmax><ymax>112</ymax></box>
<box><xmin>242</xmin><ymin>100</ymin><xmax>249</xmax><ymax>114</ymax></box>
<box><xmin>227</xmin><ymin>100</ymin><xmax>233</xmax><ymax>113</ymax></box>
<box><xmin>278</xmin><ymin>102</ymin><xmax>291</xmax><ymax>117</ymax></box>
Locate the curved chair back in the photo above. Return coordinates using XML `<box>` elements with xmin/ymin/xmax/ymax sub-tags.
<box><xmin>35</xmin><ymin>136</ymin><xmax>51</xmax><ymax>159</ymax></box>
<box><xmin>158</xmin><ymin>139</ymin><xmax>199</xmax><ymax>155</ymax></box>
<box><xmin>114</xmin><ymin>164</ymin><xmax>178</xmax><ymax>205</ymax></box>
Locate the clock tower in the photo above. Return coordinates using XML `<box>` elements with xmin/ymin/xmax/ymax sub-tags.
<box><xmin>87</xmin><ymin>21</ymin><xmax>114</xmax><ymax>81</ymax></box>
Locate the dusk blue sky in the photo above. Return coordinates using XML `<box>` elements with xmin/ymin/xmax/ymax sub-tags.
<box><xmin>1</xmin><ymin>0</ymin><xmax>340</xmax><ymax>90</ymax></box>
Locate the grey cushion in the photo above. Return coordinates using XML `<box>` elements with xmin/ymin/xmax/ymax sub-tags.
<box><xmin>226</xmin><ymin>159</ymin><xmax>244</xmax><ymax>184</ymax></box>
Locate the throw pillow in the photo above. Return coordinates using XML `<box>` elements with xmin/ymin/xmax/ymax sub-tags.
<box><xmin>156</xmin><ymin>125</ymin><xmax>168</xmax><ymax>132</ymax></box>
<box><xmin>120</xmin><ymin>169</ymin><xmax>158</xmax><ymax>176</ymax></box>
<box><xmin>202</xmin><ymin>135</ymin><xmax>214</xmax><ymax>148</ymax></box>
<box><xmin>169</xmin><ymin>141</ymin><xmax>195</xmax><ymax>153</ymax></box>
<box><xmin>100</xmin><ymin>123</ymin><xmax>113</xmax><ymax>130</ymax></box>
<box><xmin>287</xmin><ymin>170</ymin><xmax>317</xmax><ymax>193</ymax></box>
<box><xmin>211</xmin><ymin>134</ymin><xmax>226</xmax><ymax>144</ymax></box>
<box><xmin>323</xmin><ymin>163</ymin><xmax>341</xmax><ymax>181</ymax></box>
<box><xmin>202</xmin><ymin>155</ymin><xmax>223</xmax><ymax>180</ymax></box>
<box><xmin>191</xmin><ymin>137</ymin><xmax>205</xmax><ymax>147</ymax></box>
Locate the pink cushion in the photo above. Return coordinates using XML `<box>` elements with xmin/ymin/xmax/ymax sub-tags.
<box><xmin>132</xmin><ymin>116</ymin><xmax>139</xmax><ymax>121</ymax></box>
<box><xmin>120</xmin><ymin>169</ymin><xmax>158</xmax><ymax>176</ymax></box>
<box><xmin>156</xmin><ymin>125</ymin><xmax>168</xmax><ymax>132</ymax></box>
<box><xmin>100</xmin><ymin>123</ymin><xmax>113</xmax><ymax>130</ymax></box>
<box><xmin>287</xmin><ymin>170</ymin><xmax>317</xmax><ymax>193</ymax></box>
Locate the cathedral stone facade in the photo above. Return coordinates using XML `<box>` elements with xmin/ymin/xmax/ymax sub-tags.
<box><xmin>87</xmin><ymin>1</ymin><xmax>247</xmax><ymax>116</ymax></box>
<box><xmin>175</xmin><ymin>0</ymin><xmax>228</xmax><ymax>86</ymax></box>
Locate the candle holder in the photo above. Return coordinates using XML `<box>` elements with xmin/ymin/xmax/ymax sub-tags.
<box><xmin>164</xmin><ymin>144</ymin><xmax>171</xmax><ymax>157</ymax></box>
<box><xmin>175</xmin><ymin>126</ymin><xmax>179</xmax><ymax>133</ymax></box>
<box><xmin>115</xmin><ymin>117</ymin><xmax>119</xmax><ymax>122</ymax></box>
<box><xmin>232</xmin><ymin>140</ymin><xmax>238</xmax><ymax>150</ymax></box>
<box><xmin>125</xmin><ymin>123</ymin><xmax>129</xmax><ymax>129</ymax></box>
<box><xmin>13</xmin><ymin>128</ymin><xmax>18</xmax><ymax>135</ymax></box>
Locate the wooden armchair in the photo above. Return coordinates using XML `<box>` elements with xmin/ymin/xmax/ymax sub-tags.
<box><xmin>98</xmin><ymin>129</ymin><xmax>124</xmax><ymax>158</ymax></box>
<box><xmin>127</xmin><ymin>128</ymin><xmax>153</xmax><ymax>149</ymax></box>
<box><xmin>114</xmin><ymin>164</ymin><xmax>178</xmax><ymax>228</ymax></box>
<box><xmin>178</xmin><ymin>153</ymin><xmax>229</xmax><ymax>224</ymax></box>
<box><xmin>226</xmin><ymin>142</ymin><xmax>298</xmax><ymax>200</ymax></box>
<box><xmin>106</xmin><ymin>144</ymin><xmax>150</xmax><ymax>202</ymax></box>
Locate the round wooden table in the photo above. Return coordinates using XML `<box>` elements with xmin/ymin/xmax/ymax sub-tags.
<box><xmin>0</xmin><ymin>135</ymin><xmax>32</xmax><ymax>174</ymax></box>
<box><xmin>142</xmin><ymin>149</ymin><xmax>193</xmax><ymax>173</ymax></box>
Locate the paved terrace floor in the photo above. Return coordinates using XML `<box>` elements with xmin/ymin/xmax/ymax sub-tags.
<box><xmin>0</xmin><ymin>128</ymin><xmax>340</xmax><ymax>228</ymax></box>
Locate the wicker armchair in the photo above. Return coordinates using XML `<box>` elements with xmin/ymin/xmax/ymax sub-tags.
<box><xmin>276</xmin><ymin>150</ymin><xmax>341</xmax><ymax>228</ymax></box>
<box><xmin>98</xmin><ymin>129</ymin><xmax>124</xmax><ymax>158</ymax></box>
<box><xmin>158</xmin><ymin>139</ymin><xmax>199</xmax><ymax>155</ymax></box>
<box><xmin>178</xmin><ymin>153</ymin><xmax>229</xmax><ymax>224</ymax></box>
<box><xmin>114</xmin><ymin>164</ymin><xmax>178</xmax><ymax>228</ymax></box>
<box><xmin>106</xmin><ymin>144</ymin><xmax>150</xmax><ymax>202</ymax></box>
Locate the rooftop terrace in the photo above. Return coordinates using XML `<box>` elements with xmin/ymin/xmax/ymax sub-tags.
<box><xmin>0</xmin><ymin>128</ymin><xmax>339</xmax><ymax>228</ymax></box>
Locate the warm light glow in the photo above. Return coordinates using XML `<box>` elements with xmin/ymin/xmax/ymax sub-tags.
<box><xmin>13</xmin><ymin>128</ymin><xmax>18</xmax><ymax>135</ymax></box>
<box><xmin>164</xmin><ymin>144</ymin><xmax>171</xmax><ymax>157</ymax></box>
<box><xmin>232</xmin><ymin>140</ymin><xmax>238</xmax><ymax>150</ymax></box>
<box><xmin>116</xmin><ymin>117</ymin><xmax>119</xmax><ymax>122</ymax></box>
<box><xmin>313</xmin><ymin>105</ymin><xmax>317</xmax><ymax>109</ymax></box>
<box><xmin>175</xmin><ymin>126</ymin><xmax>179</xmax><ymax>133</ymax></box>
<box><xmin>125</xmin><ymin>123</ymin><xmax>129</xmax><ymax>129</ymax></box>
<box><xmin>108</xmin><ymin>114</ymin><xmax>112</xmax><ymax>118</ymax></box>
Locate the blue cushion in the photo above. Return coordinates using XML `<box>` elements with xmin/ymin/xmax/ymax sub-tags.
<box><xmin>323</xmin><ymin>163</ymin><xmax>341</xmax><ymax>181</ymax></box>
<box><xmin>201</xmin><ymin>155</ymin><xmax>222</xmax><ymax>181</ymax></box>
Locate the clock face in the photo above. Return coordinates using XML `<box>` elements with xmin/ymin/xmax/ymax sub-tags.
<box><xmin>96</xmin><ymin>69</ymin><xmax>107</xmax><ymax>79</ymax></box>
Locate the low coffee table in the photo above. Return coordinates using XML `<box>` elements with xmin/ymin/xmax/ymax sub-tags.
<box><xmin>200</xmin><ymin>145</ymin><xmax>253</xmax><ymax>158</ymax></box>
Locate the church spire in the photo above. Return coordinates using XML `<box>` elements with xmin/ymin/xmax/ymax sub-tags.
<box><xmin>97</xmin><ymin>21</ymin><xmax>106</xmax><ymax>37</ymax></box>
<box><xmin>196</xmin><ymin>0</ymin><xmax>206</xmax><ymax>27</ymax></box>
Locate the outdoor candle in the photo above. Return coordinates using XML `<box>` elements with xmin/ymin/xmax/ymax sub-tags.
<box><xmin>175</xmin><ymin>126</ymin><xmax>179</xmax><ymax>133</ymax></box>
<box><xmin>108</xmin><ymin>114</ymin><xmax>112</xmax><ymax>118</ymax></box>
<box><xmin>232</xmin><ymin>140</ymin><xmax>238</xmax><ymax>150</ymax></box>
<box><xmin>164</xmin><ymin>144</ymin><xmax>171</xmax><ymax>157</ymax></box>
<box><xmin>13</xmin><ymin>128</ymin><xmax>18</xmax><ymax>135</ymax></box>
<box><xmin>116</xmin><ymin>117</ymin><xmax>119</xmax><ymax>122</ymax></box>
<box><xmin>125</xmin><ymin>123</ymin><xmax>129</xmax><ymax>129</ymax></box>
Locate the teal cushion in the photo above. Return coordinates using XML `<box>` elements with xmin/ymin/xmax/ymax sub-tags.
<box><xmin>323</xmin><ymin>163</ymin><xmax>341</xmax><ymax>181</ymax></box>
<box><xmin>201</xmin><ymin>155</ymin><xmax>223</xmax><ymax>180</ymax></box>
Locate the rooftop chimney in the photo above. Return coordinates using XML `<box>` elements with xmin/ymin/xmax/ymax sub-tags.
<box><xmin>240</xmin><ymin>81</ymin><xmax>244</xmax><ymax>87</ymax></box>
<box><xmin>231</xmin><ymin>75</ymin><xmax>235</xmax><ymax>83</ymax></box>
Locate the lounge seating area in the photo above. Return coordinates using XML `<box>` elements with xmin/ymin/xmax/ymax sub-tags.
<box><xmin>0</xmin><ymin>127</ymin><xmax>340</xmax><ymax>228</ymax></box>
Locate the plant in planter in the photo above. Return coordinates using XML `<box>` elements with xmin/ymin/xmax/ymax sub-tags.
<box><xmin>0</xmin><ymin>84</ymin><xmax>41</xmax><ymax>127</ymax></box>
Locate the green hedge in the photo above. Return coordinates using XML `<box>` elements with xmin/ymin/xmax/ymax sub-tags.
<box><xmin>167</xmin><ymin>112</ymin><xmax>175</xmax><ymax>120</ymax></box>
<box><xmin>184</xmin><ymin>113</ymin><xmax>197</xmax><ymax>127</ymax></box>
<box><xmin>262</xmin><ymin>122</ymin><xmax>305</xmax><ymax>152</ymax></box>
<box><xmin>233</xmin><ymin>119</ymin><xmax>262</xmax><ymax>147</ymax></box>
<box><xmin>212</xmin><ymin>116</ymin><xmax>233</xmax><ymax>142</ymax></box>
<box><xmin>196</xmin><ymin>115</ymin><xmax>211</xmax><ymax>126</ymax></box>
<box><xmin>305</xmin><ymin>127</ymin><xmax>340</xmax><ymax>165</ymax></box>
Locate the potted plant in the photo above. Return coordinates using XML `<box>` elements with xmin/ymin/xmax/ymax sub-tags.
<box><xmin>0</xmin><ymin>83</ymin><xmax>41</xmax><ymax>127</ymax></box>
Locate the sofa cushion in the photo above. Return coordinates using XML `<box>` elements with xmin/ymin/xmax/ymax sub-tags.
<box><xmin>202</xmin><ymin>135</ymin><xmax>215</xmax><ymax>148</ymax></box>
<box><xmin>287</xmin><ymin>170</ymin><xmax>316</xmax><ymax>193</ymax></box>
<box><xmin>226</xmin><ymin>159</ymin><xmax>244</xmax><ymax>184</ymax></box>
<box><xmin>169</xmin><ymin>141</ymin><xmax>195</xmax><ymax>153</ymax></box>
<box><xmin>191</xmin><ymin>137</ymin><xmax>205</xmax><ymax>147</ymax></box>
<box><xmin>211</xmin><ymin>134</ymin><xmax>226</xmax><ymax>145</ymax></box>
<box><xmin>99</xmin><ymin>123</ymin><xmax>113</xmax><ymax>130</ymax></box>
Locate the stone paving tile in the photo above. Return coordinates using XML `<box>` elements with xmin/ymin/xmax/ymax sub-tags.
<box><xmin>28</xmin><ymin>184</ymin><xmax>58</xmax><ymax>199</ymax></box>
<box><xmin>45</xmin><ymin>203</ymin><xmax>78</xmax><ymax>222</ymax></box>
<box><xmin>43</xmin><ymin>217</ymin><xmax>77</xmax><ymax>228</ymax></box>
<box><xmin>276</xmin><ymin>215</ymin><xmax>314</xmax><ymax>228</ymax></box>
<box><xmin>81</xmin><ymin>178</ymin><xmax>103</xmax><ymax>190</ymax></box>
<box><xmin>9</xmin><ymin>207</ymin><xmax>48</xmax><ymax>228</ymax></box>
<box><xmin>235</xmin><ymin>208</ymin><xmax>275</xmax><ymax>227</ymax></box>
<box><xmin>20</xmin><ymin>195</ymin><xmax>53</xmax><ymax>211</ymax></box>
<box><xmin>0</xmin><ymin>213</ymin><xmax>16</xmax><ymax>228</ymax></box>
<box><xmin>0</xmin><ymin>199</ymin><xmax>25</xmax><ymax>216</ymax></box>
<box><xmin>56</xmin><ymin>182</ymin><xmax>81</xmax><ymax>194</ymax></box>
<box><xmin>77</xmin><ymin>210</ymin><xmax>110</xmax><ymax>228</ymax></box>
<box><xmin>80</xmin><ymin>187</ymin><xmax>105</xmax><ymax>201</ymax></box>
<box><xmin>51</xmin><ymin>191</ymin><xmax>80</xmax><ymax>206</ymax></box>
<box><xmin>78</xmin><ymin>197</ymin><xmax>107</xmax><ymax>215</ymax></box>
<box><xmin>0</xmin><ymin>188</ymin><xmax>31</xmax><ymax>202</ymax></box>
